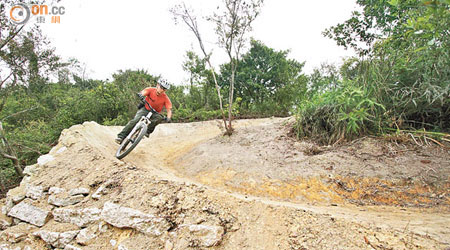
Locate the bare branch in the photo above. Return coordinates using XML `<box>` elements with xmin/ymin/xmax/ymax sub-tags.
<box><xmin>0</xmin><ymin>122</ymin><xmax>24</xmax><ymax>177</ymax></box>
<box><xmin>0</xmin><ymin>25</ymin><xmax>26</xmax><ymax>51</ymax></box>
<box><xmin>0</xmin><ymin>151</ymin><xmax>18</xmax><ymax>161</ymax></box>
<box><xmin>1</xmin><ymin>106</ymin><xmax>39</xmax><ymax>121</ymax></box>
<box><xmin>0</xmin><ymin>71</ymin><xmax>13</xmax><ymax>88</ymax></box>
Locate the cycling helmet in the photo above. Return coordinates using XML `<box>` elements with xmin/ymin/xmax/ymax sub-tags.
<box><xmin>159</xmin><ymin>79</ymin><xmax>170</xmax><ymax>90</ymax></box>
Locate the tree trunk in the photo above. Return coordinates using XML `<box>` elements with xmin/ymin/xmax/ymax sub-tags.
<box><xmin>227</xmin><ymin>61</ymin><xmax>236</xmax><ymax>135</ymax></box>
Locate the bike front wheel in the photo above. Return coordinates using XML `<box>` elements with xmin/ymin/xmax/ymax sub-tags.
<box><xmin>115</xmin><ymin>123</ymin><xmax>147</xmax><ymax>159</ymax></box>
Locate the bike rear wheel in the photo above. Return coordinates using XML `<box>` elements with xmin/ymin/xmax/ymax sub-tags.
<box><xmin>115</xmin><ymin>123</ymin><xmax>147</xmax><ymax>159</ymax></box>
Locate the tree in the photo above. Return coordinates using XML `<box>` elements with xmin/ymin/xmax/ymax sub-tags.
<box><xmin>208</xmin><ymin>0</ymin><xmax>264</xmax><ymax>134</ymax></box>
<box><xmin>219</xmin><ymin>39</ymin><xmax>306</xmax><ymax>114</ymax></box>
<box><xmin>324</xmin><ymin>0</ymin><xmax>449</xmax><ymax>55</ymax></box>
<box><xmin>172</xmin><ymin>0</ymin><xmax>264</xmax><ymax>135</ymax></box>
<box><xmin>0</xmin><ymin>0</ymin><xmax>66</xmax><ymax>177</ymax></box>
<box><xmin>1</xmin><ymin>1</ymin><xmax>65</xmax><ymax>96</ymax></box>
<box><xmin>323</xmin><ymin>0</ymin><xmax>415</xmax><ymax>56</ymax></box>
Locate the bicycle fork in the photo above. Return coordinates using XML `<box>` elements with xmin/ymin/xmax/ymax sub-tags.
<box><xmin>124</xmin><ymin>112</ymin><xmax>154</xmax><ymax>143</ymax></box>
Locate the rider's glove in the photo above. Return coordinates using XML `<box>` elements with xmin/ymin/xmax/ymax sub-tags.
<box><xmin>165</xmin><ymin>117</ymin><xmax>172</xmax><ymax>123</ymax></box>
<box><xmin>137</xmin><ymin>92</ymin><xmax>145</xmax><ymax>102</ymax></box>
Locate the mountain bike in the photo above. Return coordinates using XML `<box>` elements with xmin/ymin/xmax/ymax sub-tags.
<box><xmin>115</xmin><ymin>99</ymin><xmax>164</xmax><ymax>159</ymax></box>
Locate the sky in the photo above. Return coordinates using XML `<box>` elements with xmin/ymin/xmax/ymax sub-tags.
<box><xmin>37</xmin><ymin>0</ymin><xmax>359</xmax><ymax>85</ymax></box>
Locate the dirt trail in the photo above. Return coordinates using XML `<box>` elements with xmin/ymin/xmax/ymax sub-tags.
<box><xmin>1</xmin><ymin>118</ymin><xmax>449</xmax><ymax>249</ymax></box>
<box><xmin>124</xmin><ymin>118</ymin><xmax>450</xmax><ymax>245</ymax></box>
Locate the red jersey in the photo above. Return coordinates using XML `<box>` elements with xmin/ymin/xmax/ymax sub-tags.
<box><xmin>141</xmin><ymin>87</ymin><xmax>172</xmax><ymax>113</ymax></box>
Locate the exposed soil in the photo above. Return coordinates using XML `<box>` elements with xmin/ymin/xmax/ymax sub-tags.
<box><xmin>172</xmin><ymin>117</ymin><xmax>450</xmax><ymax>208</ymax></box>
<box><xmin>0</xmin><ymin>117</ymin><xmax>449</xmax><ymax>249</ymax></box>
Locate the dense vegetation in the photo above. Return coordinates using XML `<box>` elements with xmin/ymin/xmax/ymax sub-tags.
<box><xmin>1</xmin><ymin>0</ymin><xmax>448</xmax><ymax>194</ymax></box>
<box><xmin>296</xmin><ymin>0</ymin><xmax>450</xmax><ymax>144</ymax></box>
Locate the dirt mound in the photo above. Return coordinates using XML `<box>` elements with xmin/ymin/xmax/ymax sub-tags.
<box><xmin>0</xmin><ymin>119</ymin><xmax>449</xmax><ymax>249</ymax></box>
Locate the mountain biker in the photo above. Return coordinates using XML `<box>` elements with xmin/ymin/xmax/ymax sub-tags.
<box><xmin>115</xmin><ymin>79</ymin><xmax>172</xmax><ymax>144</ymax></box>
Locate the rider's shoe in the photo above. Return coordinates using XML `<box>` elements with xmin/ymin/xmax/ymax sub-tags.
<box><xmin>115</xmin><ymin>137</ymin><xmax>123</xmax><ymax>144</ymax></box>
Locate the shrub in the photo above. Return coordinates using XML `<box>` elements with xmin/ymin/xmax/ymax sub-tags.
<box><xmin>294</xmin><ymin>82</ymin><xmax>385</xmax><ymax>145</ymax></box>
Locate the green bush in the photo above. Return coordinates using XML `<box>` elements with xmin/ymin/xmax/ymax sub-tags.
<box><xmin>294</xmin><ymin>82</ymin><xmax>385</xmax><ymax>145</ymax></box>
